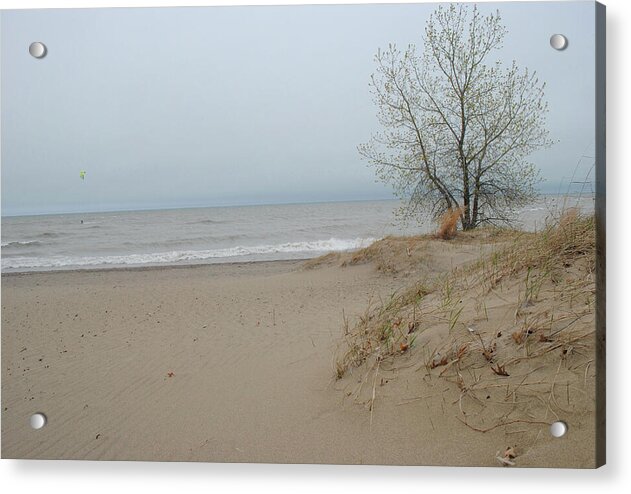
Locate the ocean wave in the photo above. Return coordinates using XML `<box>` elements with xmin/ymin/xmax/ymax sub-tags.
<box><xmin>1</xmin><ymin>237</ymin><xmax>376</xmax><ymax>270</ymax></box>
<box><xmin>1</xmin><ymin>240</ymin><xmax>41</xmax><ymax>248</ymax></box>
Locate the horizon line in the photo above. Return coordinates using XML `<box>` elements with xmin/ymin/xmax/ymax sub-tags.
<box><xmin>0</xmin><ymin>196</ymin><xmax>397</xmax><ymax>218</ymax></box>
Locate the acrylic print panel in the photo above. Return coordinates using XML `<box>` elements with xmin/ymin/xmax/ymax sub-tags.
<box><xmin>1</xmin><ymin>1</ymin><xmax>605</xmax><ymax>467</ymax></box>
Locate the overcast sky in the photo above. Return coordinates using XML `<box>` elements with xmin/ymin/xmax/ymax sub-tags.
<box><xmin>1</xmin><ymin>1</ymin><xmax>596</xmax><ymax>216</ymax></box>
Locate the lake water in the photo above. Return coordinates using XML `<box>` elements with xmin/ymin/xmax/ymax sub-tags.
<box><xmin>1</xmin><ymin>196</ymin><xmax>594</xmax><ymax>272</ymax></box>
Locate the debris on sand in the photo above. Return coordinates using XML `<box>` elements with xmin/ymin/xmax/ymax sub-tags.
<box><xmin>496</xmin><ymin>446</ymin><xmax>517</xmax><ymax>466</ymax></box>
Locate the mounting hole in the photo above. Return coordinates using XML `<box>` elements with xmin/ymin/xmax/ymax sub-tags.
<box><xmin>549</xmin><ymin>34</ymin><xmax>568</xmax><ymax>51</ymax></box>
<box><xmin>29</xmin><ymin>42</ymin><xmax>47</xmax><ymax>59</ymax></box>
<box><xmin>30</xmin><ymin>412</ymin><xmax>47</xmax><ymax>430</ymax></box>
<box><xmin>550</xmin><ymin>420</ymin><xmax>567</xmax><ymax>438</ymax></box>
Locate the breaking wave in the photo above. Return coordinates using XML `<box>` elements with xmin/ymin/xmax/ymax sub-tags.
<box><xmin>1</xmin><ymin>237</ymin><xmax>376</xmax><ymax>271</ymax></box>
<box><xmin>1</xmin><ymin>240</ymin><xmax>41</xmax><ymax>248</ymax></box>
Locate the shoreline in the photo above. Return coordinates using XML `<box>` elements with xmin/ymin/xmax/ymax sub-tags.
<box><xmin>1</xmin><ymin>257</ymin><xmax>308</xmax><ymax>277</ymax></box>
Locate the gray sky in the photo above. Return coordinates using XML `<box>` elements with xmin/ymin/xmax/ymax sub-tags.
<box><xmin>1</xmin><ymin>2</ymin><xmax>596</xmax><ymax>216</ymax></box>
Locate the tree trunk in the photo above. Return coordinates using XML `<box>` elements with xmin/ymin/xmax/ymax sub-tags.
<box><xmin>462</xmin><ymin>171</ymin><xmax>474</xmax><ymax>230</ymax></box>
<box><xmin>471</xmin><ymin>174</ymin><xmax>481</xmax><ymax>228</ymax></box>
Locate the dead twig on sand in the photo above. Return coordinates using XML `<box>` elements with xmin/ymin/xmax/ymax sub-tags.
<box><xmin>396</xmin><ymin>393</ymin><xmax>437</xmax><ymax>406</ymax></box>
<box><xmin>456</xmin><ymin>416</ymin><xmax>550</xmax><ymax>433</ymax></box>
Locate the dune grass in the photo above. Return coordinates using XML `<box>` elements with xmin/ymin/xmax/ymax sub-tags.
<box><xmin>334</xmin><ymin>210</ymin><xmax>596</xmax><ymax>437</ymax></box>
<box><xmin>336</xmin><ymin>209</ymin><xmax>594</xmax><ymax>376</ymax></box>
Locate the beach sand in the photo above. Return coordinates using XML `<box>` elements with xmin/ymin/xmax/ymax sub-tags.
<box><xmin>1</xmin><ymin>235</ymin><xmax>597</xmax><ymax>466</ymax></box>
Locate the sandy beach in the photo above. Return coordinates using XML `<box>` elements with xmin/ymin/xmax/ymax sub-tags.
<box><xmin>1</xmin><ymin>225</ymin><xmax>597</xmax><ymax>467</ymax></box>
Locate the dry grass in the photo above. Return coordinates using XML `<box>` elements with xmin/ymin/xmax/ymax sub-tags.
<box><xmin>302</xmin><ymin>252</ymin><xmax>341</xmax><ymax>269</ymax></box>
<box><xmin>335</xmin><ymin>285</ymin><xmax>430</xmax><ymax>378</ymax></box>
<box><xmin>334</xmin><ymin>210</ymin><xmax>596</xmax><ymax>435</ymax></box>
<box><xmin>479</xmin><ymin>207</ymin><xmax>595</xmax><ymax>290</ymax></box>
<box><xmin>436</xmin><ymin>207</ymin><xmax>463</xmax><ymax>240</ymax></box>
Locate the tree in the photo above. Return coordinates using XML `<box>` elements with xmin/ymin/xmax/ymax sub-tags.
<box><xmin>359</xmin><ymin>3</ymin><xmax>553</xmax><ymax>230</ymax></box>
